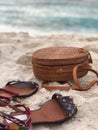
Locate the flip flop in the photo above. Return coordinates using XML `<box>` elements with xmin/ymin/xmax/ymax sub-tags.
<box><xmin>0</xmin><ymin>96</ymin><xmax>32</xmax><ymax>130</ymax></box>
<box><xmin>4</xmin><ymin>93</ymin><xmax>77</xmax><ymax>126</ymax></box>
<box><xmin>0</xmin><ymin>80</ymin><xmax>39</xmax><ymax>98</ymax></box>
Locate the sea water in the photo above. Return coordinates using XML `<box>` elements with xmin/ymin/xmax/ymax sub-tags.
<box><xmin>0</xmin><ymin>0</ymin><xmax>98</xmax><ymax>36</ymax></box>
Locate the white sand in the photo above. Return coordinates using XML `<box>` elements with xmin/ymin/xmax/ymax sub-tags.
<box><xmin>0</xmin><ymin>32</ymin><xmax>98</xmax><ymax>130</ymax></box>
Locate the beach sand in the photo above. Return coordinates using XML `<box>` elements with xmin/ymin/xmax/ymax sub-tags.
<box><xmin>0</xmin><ymin>32</ymin><xmax>98</xmax><ymax>130</ymax></box>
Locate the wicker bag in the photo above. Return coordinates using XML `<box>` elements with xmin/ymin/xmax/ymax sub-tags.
<box><xmin>32</xmin><ymin>46</ymin><xmax>98</xmax><ymax>91</ymax></box>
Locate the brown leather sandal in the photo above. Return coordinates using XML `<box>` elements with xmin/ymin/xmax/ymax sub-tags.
<box><xmin>0</xmin><ymin>81</ymin><xmax>39</xmax><ymax>98</ymax></box>
<box><xmin>4</xmin><ymin>93</ymin><xmax>77</xmax><ymax>126</ymax></box>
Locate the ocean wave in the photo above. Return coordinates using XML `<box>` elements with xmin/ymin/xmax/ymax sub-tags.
<box><xmin>0</xmin><ymin>0</ymin><xmax>98</xmax><ymax>35</ymax></box>
<box><xmin>0</xmin><ymin>6</ymin><xmax>98</xmax><ymax>20</ymax></box>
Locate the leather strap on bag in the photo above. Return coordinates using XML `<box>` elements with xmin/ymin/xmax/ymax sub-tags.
<box><xmin>88</xmin><ymin>52</ymin><xmax>93</xmax><ymax>63</ymax></box>
<box><xmin>41</xmin><ymin>81</ymin><xmax>78</xmax><ymax>91</ymax></box>
<box><xmin>73</xmin><ymin>64</ymin><xmax>98</xmax><ymax>90</ymax></box>
<box><xmin>41</xmin><ymin>64</ymin><xmax>98</xmax><ymax>91</ymax></box>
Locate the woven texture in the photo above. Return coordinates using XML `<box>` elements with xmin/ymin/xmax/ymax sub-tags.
<box><xmin>32</xmin><ymin>47</ymin><xmax>90</xmax><ymax>65</ymax></box>
<box><xmin>32</xmin><ymin>46</ymin><xmax>91</xmax><ymax>81</ymax></box>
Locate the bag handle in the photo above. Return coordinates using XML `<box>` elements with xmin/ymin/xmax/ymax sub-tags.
<box><xmin>41</xmin><ymin>81</ymin><xmax>79</xmax><ymax>91</ymax></box>
<box><xmin>88</xmin><ymin>52</ymin><xmax>93</xmax><ymax>63</ymax></box>
<box><xmin>73</xmin><ymin>64</ymin><xmax>98</xmax><ymax>90</ymax></box>
<box><xmin>41</xmin><ymin>64</ymin><xmax>98</xmax><ymax>91</ymax></box>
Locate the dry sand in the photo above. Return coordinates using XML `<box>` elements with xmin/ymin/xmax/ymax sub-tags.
<box><xmin>0</xmin><ymin>32</ymin><xmax>98</xmax><ymax>130</ymax></box>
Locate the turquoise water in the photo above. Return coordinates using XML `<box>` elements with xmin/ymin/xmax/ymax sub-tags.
<box><xmin>0</xmin><ymin>0</ymin><xmax>98</xmax><ymax>36</ymax></box>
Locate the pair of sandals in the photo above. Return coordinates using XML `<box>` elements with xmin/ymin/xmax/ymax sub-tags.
<box><xmin>0</xmin><ymin>81</ymin><xmax>77</xmax><ymax>130</ymax></box>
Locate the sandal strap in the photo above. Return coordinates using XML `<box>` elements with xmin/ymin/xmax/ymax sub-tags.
<box><xmin>0</xmin><ymin>97</ymin><xmax>31</xmax><ymax>130</ymax></box>
<box><xmin>6</xmin><ymin>80</ymin><xmax>39</xmax><ymax>88</ymax></box>
<box><xmin>0</xmin><ymin>88</ymin><xmax>18</xmax><ymax>96</ymax></box>
<box><xmin>0</xmin><ymin>123</ymin><xmax>7</xmax><ymax>129</ymax></box>
<box><xmin>0</xmin><ymin>96</ymin><xmax>11</xmax><ymax>104</ymax></box>
<box><xmin>6</xmin><ymin>81</ymin><xmax>20</xmax><ymax>86</ymax></box>
<box><xmin>52</xmin><ymin>93</ymin><xmax>77</xmax><ymax>117</ymax></box>
<box><xmin>0</xmin><ymin>111</ymin><xmax>26</xmax><ymax>127</ymax></box>
<box><xmin>0</xmin><ymin>123</ymin><xmax>25</xmax><ymax>130</ymax></box>
<box><xmin>6</xmin><ymin>80</ymin><xmax>39</xmax><ymax>94</ymax></box>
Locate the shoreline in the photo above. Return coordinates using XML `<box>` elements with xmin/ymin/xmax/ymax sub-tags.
<box><xmin>0</xmin><ymin>31</ymin><xmax>98</xmax><ymax>38</ymax></box>
<box><xmin>0</xmin><ymin>30</ymin><xmax>98</xmax><ymax>38</ymax></box>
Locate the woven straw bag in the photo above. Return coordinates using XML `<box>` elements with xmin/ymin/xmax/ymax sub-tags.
<box><xmin>32</xmin><ymin>46</ymin><xmax>98</xmax><ymax>91</ymax></box>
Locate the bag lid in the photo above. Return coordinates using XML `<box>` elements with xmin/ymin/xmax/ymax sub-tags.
<box><xmin>32</xmin><ymin>47</ymin><xmax>91</xmax><ymax>66</ymax></box>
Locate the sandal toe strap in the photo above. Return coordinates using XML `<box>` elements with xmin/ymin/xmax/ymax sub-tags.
<box><xmin>52</xmin><ymin>93</ymin><xmax>77</xmax><ymax>118</ymax></box>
